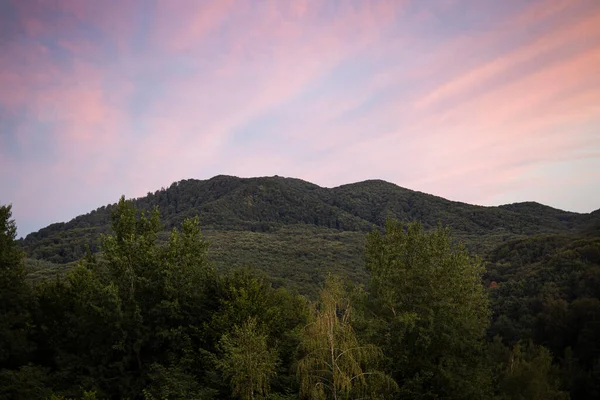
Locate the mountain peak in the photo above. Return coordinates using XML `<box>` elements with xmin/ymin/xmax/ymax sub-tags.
<box><xmin>499</xmin><ymin>201</ymin><xmax>581</xmax><ymax>215</ymax></box>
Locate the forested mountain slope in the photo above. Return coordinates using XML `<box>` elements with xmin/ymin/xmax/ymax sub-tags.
<box><xmin>484</xmin><ymin>233</ymin><xmax>600</xmax><ymax>398</ymax></box>
<box><xmin>20</xmin><ymin>175</ymin><xmax>596</xmax><ymax>289</ymax></box>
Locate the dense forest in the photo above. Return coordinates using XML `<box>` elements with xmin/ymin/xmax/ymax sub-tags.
<box><xmin>2</xmin><ymin>175</ymin><xmax>599</xmax><ymax>399</ymax></box>
<box><xmin>19</xmin><ymin>176</ymin><xmax>599</xmax><ymax>293</ymax></box>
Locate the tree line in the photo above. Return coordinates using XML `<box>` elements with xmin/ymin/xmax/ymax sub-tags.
<box><xmin>0</xmin><ymin>197</ymin><xmax>589</xmax><ymax>399</ymax></box>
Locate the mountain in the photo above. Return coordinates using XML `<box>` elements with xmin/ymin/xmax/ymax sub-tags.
<box><xmin>20</xmin><ymin>175</ymin><xmax>596</xmax><ymax>291</ymax></box>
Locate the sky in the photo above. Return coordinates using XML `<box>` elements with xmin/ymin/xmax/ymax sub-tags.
<box><xmin>1</xmin><ymin>0</ymin><xmax>599</xmax><ymax>237</ymax></box>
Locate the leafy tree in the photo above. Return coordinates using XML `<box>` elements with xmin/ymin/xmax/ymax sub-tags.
<box><xmin>297</xmin><ymin>275</ymin><xmax>397</xmax><ymax>399</ymax></box>
<box><xmin>488</xmin><ymin>337</ymin><xmax>569</xmax><ymax>400</ymax></box>
<box><xmin>216</xmin><ymin>317</ymin><xmax>279</xmax><ymax>399</ymax></box>
<box><xmin>100</xmin><ymin>196</ymin><xmax>218</xmax><ymax>398</ymax></box>
<box><xmin>143</xmin><ymin>358</ymin><xmax>215</xmax><ymax>400</ymax></box>
<box><xmin>31</xmin><ymin>264</ymin><xmax>126</xmax><ymax>397</ymax></box>
<box><xmin>487</xmin><ymin>235</ymin><xmax>600</xmax><ymax>399</ymax></box>
<box><xmin>0</xmin><ymin>364</ymin><xmax>51</xmax><ymax>400</ymax></box>
<box><xmin>48</xmin><ymin>390</ymin><xmax>98</xmax><ymax>400</ymax></box>
<box><xmin>365</xmin><ymin>220</ymin><xmax>491</xmax><ymax>399</ymax></box>
<box><xmin>209</xmin><ymin>269</ymin><xmax>309</xmax><ymax>396</ymax></box>
<box><xmin>28</xmin><ymin>197</ymin><xmax>221</xmax><ymax>398</ymax></box>
<box><xmin>0</xmin><ymin>205</ymin><xmax>22</xmax><ymax>268</ymax></box>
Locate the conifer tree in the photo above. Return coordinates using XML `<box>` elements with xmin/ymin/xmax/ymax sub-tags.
<box><xmin>0</xmin><ymin>204</ymin><xmax>30</xmax><ymax>368</ymax></box>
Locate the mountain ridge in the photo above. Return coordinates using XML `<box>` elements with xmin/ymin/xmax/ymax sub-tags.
<box><xmin>19</xmin><ymin>175</ymin><xmax>598</xmax><ymax>274</ymax></box>
<box><xmin>21</xmin><ymin>175</ymin><xmax>590</xmax><ymax>236</ymax></box>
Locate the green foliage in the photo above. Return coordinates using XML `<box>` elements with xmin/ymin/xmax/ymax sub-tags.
<box><xmin>31</xmin><ymin>264</ymin><xmax>123</xmax><ymax>396</ymax></box>
<box><xmin>487</xmin><ymin>234</ymin><xmax>600</xmax><ymax>399</ymax></box>
<box><xmin>207</xmin><ymin>226</ymin><xmax>367</xmax><ymax>297</ymax></box>
<box><xmin>489</xmin><ymin>337</ymin><xmax>569</xmax><ymax>400</ymax></box>
<box><xmin>143</xmin><ymin>360</ymin><xmax>212</xmax><ymax>400</ymax></box>
<box><xmin>1</xmin><ymin>204</ymin><xmax>23</xmax><ymax>268</ymax></box>
<box><xmin>365</xmin><ymin>220</ymin><xmax>492</xmax><ymax>399</ymax></box>
<box><xmin>211</xmin><ymin>269</ymin><xmax>310</xmax><ymax>397</ymax></box>
<box><xmin>216</xmin><ymin>317</ymin><xmax>279</xmax><ymax>399</ymax></box>
<box><xmin>21</xmin><ymin>197</ymin><xmax>221</xmax><ymax>399</ymax></box>
<box><xmin>48</xmin><ymin>390</ymin><xmax>98</xmax><ymax>400</ymax></box>
<box><xmin>0</xmin><ymin>364</ymin><xmax>51</xmax><ymax>399</ymax></box>
<box><xmin>0</xmin><ymin>206</ymin><xmax>32</xmax><ymax>380</ymax></box>
<box><xmin>297</xmin><ymin>275</ymin><xmax>397</xmax><ymax>399</ymax></box>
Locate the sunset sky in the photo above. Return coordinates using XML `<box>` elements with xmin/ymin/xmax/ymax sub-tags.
<box><xmin>1</xmin><ymin>0</ymin><xmax>599</xmax><ymax>237</ymax></box>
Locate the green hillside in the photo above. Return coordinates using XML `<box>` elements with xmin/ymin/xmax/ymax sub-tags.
<box><xmin>484</xmin><ymin>233</ymin><xmax>600</xmax><ymax>398</ymax></box>
<box><xmin>19</xmin><ymin>175</ymin><xmax>595</xmax><ymax>291</ymax></box>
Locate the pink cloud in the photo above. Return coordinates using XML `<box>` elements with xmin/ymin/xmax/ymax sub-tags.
<box><xmin>153</xmin><ymin>0</ymin><xmax>238</xmax><ymax>52</ymax></box>
<box><xmin>416</xmin><ymin>10</ymin><xmax>600</xmax><ymax>110</ymax></box>
<box><xmin>2</xmin><ymin>0</ymin><xmax>599</xmax><ymax>236</ymax></box>
<box><xmin>120</xmin><ymin>0</ymin><xmax>411</xmax><ymax>195</ymax></box>
<box><xmin>266</xmin><ymin>0</ymin><xmax>600</xmax><ymax>206</ymax></box>
<box><xmin>14</xmin><ymin>0</ymin><xmax>139</xmax><ymax>51</ymax></box>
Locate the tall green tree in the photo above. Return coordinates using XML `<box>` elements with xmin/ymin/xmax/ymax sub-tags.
<box><xmin>217</xmin><ymin>317</ymin><xmax>279</xmax><ymax>400</ymax></box>
<box><xmin>30</xmin><ymin>197</ymin><xmax>221</xmax><ymax>398</ymax></box>
<box><xmin>0</xmin><ymin>204</ymin><xmax>30</xmax><ymax>367</ymax></box>
<box><xmin>365</xmin><ymin>220</ymin><xmax>491</xmax><ymax>399</ymax></box>
<box><xmin>31</xmin><ymin>264</ymin><xmax>124</xmax><ymax>397</ymax></box>
<box><xmin>0</xmin><ymin>205</ymin><xmax>54</xmax><ymax>399</ymax></box>
<box><xmin>297</xmin><ymin>275</ymin><xmax>397</xmax><ymax>399</ymax></box>
<box><xmin>210</xmin><ymin>269</ymin><xmax>310</xmax><ymax>397</ymax></box>
<box><xmin>101</xmin><ymin>196</ymin><xmax>218</xmax><ymax>398</ymax></box>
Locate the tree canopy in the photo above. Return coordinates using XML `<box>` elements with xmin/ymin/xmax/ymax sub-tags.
<box><xmin>2</xmin><ymin>194</ymin><xmax>599</xmax><ymax>399</ymax></box>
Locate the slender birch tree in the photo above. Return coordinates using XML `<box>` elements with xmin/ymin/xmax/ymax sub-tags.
<box><xmin>297</xmin><ymin>275</ymin><xmax>397</xmax><ymax>399</ymax></box>
<box><xmin>217</xmin><ymin>317</ymin><xmax>278</xmax><ymax>400</ymax></box>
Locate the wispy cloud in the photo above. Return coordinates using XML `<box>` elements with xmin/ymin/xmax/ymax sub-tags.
<box><xmin>1</xmin><ymin>0</ymin><xmax>599</xmax><ymax>236</ymax></box>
